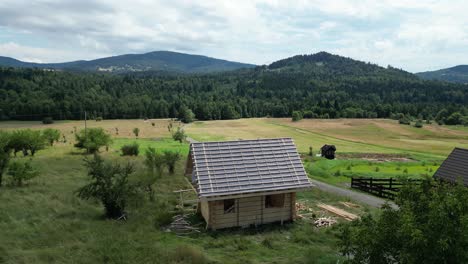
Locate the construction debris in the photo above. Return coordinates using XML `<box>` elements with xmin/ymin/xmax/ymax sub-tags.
<box><xmin>296</xmin><ymin>202</ymin><xmax>313</xmax><ymax>212</ymax></box>
<box><xmin>340</xmin><ymin>201</ymin><xmax>360</xmax><ymax>208</ymax></box>
<box><xmin>317</xmin><ymin>203</ymin><xmax>359</xmax><ymax>221</ymax></box>
<box><xmin>165</xmin><ymin>215</ymin><xmax>200</xmax><ymax>235</ymax></box>
<box><xmin>314</xmin><ymin>217</ymin><xmax>337</xmax><ymax>227</ymax></box>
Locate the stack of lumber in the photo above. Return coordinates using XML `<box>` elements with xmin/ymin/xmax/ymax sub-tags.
<box><xmin>314</xmin><ymin>217</ymin><xmax>337</xmax><ymax>227</ymax></box>
<box><xmin>166</xmin><ymin>215</ymin><xmax>200</xmax><ymax>235</ymax></box>
<box><xmin>340</xmin><ymin>201</ymin><xmax>360</xmax><ymax>208</ymax></box>
<box><xmin>317</xmin><ymin>203</ymin><xmax>359</xmax><ymax>221</ymax></box>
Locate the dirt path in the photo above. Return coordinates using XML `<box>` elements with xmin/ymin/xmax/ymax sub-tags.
<box><xmin>309</xmin><ymin>179</ymin><xmax>397</xmax><ymax>209</ymax></box>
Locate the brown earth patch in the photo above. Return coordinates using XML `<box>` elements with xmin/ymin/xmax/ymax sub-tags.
<box><xmin>337</xmin><ymin>153</ymin><xmax>415</xmax><ymax>162</ymax></box>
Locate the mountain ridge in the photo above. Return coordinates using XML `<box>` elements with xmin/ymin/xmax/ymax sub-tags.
<box><xmin>0</xmin><ymin>51</ymin><xmax>256</xmax><ymax>73</ymax></box>
<box><xmin>416</xmin><ymin>65</ymin><xmax>468</xmax><ymax>84</ymax></box>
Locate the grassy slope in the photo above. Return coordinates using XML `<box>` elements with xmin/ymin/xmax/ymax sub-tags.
<box><xmin>1</xmin><ymin>119</ymin><xmax>378</xmax><ymax>263</ymax></box>
<box><xmin>1</xmin><ymin>118</ymin><xmax>465</xmax><ymax>262</ymax></box>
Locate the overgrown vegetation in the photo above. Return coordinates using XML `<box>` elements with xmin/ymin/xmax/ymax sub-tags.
<box><xmin>339</xmin><ymin>179</ymin><xmax>468</xmax><ymax>263</ymax></box>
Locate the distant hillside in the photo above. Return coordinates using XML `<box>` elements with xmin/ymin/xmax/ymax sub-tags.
<box><xmin>417</xmin><ymin>65</ymin><xmax>468</xmax><ymax>84</ymax></box>
<box><xmin>0</xmin><ymin>51</ymin><xmax>256</xmax><ymax>73</ymax></box>
<box><xmin>267</xmin><ymin>51</ymin><xmax>416</xmax><ymax>80</ymax></box>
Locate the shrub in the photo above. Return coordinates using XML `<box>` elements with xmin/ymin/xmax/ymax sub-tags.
<box><xmin>144</xmin><ymin>147</ymin><xmax>165</xmax><ymax>176</ymax></box>
<box><xmin>9</xmin><ymin>129</ymin><xmax>46</xmax><ymax>156</ymax></box>
<box><xmin>42</xmin><ymin>128</ymin><xmax>61</xmax><ymax>146</ymax></box>
<box><xmin>133</xmin><ymin>128</ymin><xmax>140</xmax><ymax>138</ymax></box>
<box><xmin>403</xmin><ymin>168</ymin><xmax>408</xmax><ymax>174</ymax></box>
<box><xmin>375</xmin><ymin>167</ymin><xmax>380</xmax><ymax>172</ymax></box>
<box><xmin>398</xmin><ymin>116</ymin><xmax>411</xmax><ymax>125</ymax></box>
<box><xmin>292</xmin><ymin>111</ymin><xmax>303</xmax><ymax>122</ymax></box>
<box><xmin>77</xmin><ymin>154</ymin><xmax>136</xmax><ymax>219</ymax></box>
<box><xmin>74</xmin><ymin>128</ymin><xmax>112</xmax><ymax>154</ymax></box>
<box><xmin>346</xmin><ymin>165</ymin><xmax>352</xmax><ymax>170</ymax></box>
<box><xmin>121</xmin><ymin>143</ymin><xmax>139</xmax><ymax>156</ymax></box>
<box><xmin>163</xmin><ymin>151</ymin><xmax>180</xmax><ymax>174</ymax></box>
<box><xmin>414</xmin><ymin>120</ymin><xmax>423</xmax><ymax>128</ymax></box>
<box><xmin>172</xmin><ymin>127</ymin><xmax>186</xmax><ymax>143</ymax></box>
<box><xmin>42</xmin><ymin>117</ymin><xmax>54</xmax><ymax>124</ymax></box>
<box><xmin>0</xmin><ymin>131</ymin><xmax>12</xmax><ymax>187</ymax></box>
<box><xmin>7</xmin><ymin>160</ymin><xmax>39</xmax><ymax>186</ymax></box>
<box><xmin>334</xmin><ymin>170</ymin><xmax>341</xmax><ymax>176</ymax></box>
<box><xmin>151</xmin><ymin>122</ymin><xmax>155</xmax><ymax>127</ymax></box>
<box><xmin>95</xmin><ymin>117</ymin><xmax>103</xmax><ymax>122</ymax></box>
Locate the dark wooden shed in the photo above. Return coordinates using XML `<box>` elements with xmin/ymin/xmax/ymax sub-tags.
<box><xmin>433</xmin><ymin>147</ymin><xmax>468</xmax><ymax>186</ymax></box>
<box><xmin>321</xmin><ymin>145</ymin><xmax>336</xmax><ymax>160</ymax></box>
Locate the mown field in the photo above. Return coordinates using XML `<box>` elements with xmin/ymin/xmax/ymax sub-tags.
<box><xmin>1</xmin><ymin>118</ymin><xmax>467</xmax><ymax>263</ymax></box>
<box><xmin>186</xmin><ymin>118</ymin><xmax>468</xmax><ymax>185</ymax></box>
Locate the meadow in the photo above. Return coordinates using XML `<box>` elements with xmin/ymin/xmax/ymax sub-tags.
<box><xmin>1</xmin><ymin>118</ymin><xmax>467</xmax><ymax>263</ymax></box>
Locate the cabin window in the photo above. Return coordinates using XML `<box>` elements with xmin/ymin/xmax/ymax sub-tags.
<box><xmin>224</xmin><ymin>199</ymin><xmax>236</xmax><ymax>214</ymax></box>
<box><xmin>265</xmin><ymin>194</ymin><xmax>285</xmax><ymax>208</ymax></box>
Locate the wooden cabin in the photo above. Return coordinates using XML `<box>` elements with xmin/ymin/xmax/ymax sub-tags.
<box><xmin>185</xmin><ymin>138</ymin><xmax>313</xmax><ymax>230</ymax></box>
<box><xmin>433</xmin><ymin>147</ymin><xmax>468</xmax><ymax>186</ymax></box>
<box><xmin>321</xmin><ymin>145</ymin><xmax>336</xmax><ymax>160</ymax></box>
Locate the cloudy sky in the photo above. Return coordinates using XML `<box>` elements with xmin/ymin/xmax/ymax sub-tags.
<box><xmin>0</xmin><ymin>0</ymin><xmax>467</xmax><ymax>72</ymax></box>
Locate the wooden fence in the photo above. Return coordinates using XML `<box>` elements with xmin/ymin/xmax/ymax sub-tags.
<box><xmin>351</xmin><ymin>177</ymin><xmax>422</xmax><ymax>200</ymax></box>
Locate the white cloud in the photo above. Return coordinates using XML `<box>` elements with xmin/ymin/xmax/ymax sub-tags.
<box><xmin>0</xmin><ymin>0</ymin><xmax>467</xmax><ymax>71</ymax></box>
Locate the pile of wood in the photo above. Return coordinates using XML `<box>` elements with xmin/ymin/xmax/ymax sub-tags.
<box><xmin>295</xmin><ymin>202</ymin><xmax>312</xmax><ymax>212</ymax></box>
<box><xmin>165</xmin><ymin>215</ymin><xmax>200</xmax><ymax>235</ymax></box>
<box><xmin>317</xmin><ymin>203</ymin><xmax>359</xmax><ymax>221</ymax></box>
<box><xmin>314</xmin><ymin>217</ymin><xmax>337</xmax><ymax>227</ymax></box>
<box><xmin>340</xmin><ymin>201</ymin><xmax>359</xmax><ymax>208</ymax></box>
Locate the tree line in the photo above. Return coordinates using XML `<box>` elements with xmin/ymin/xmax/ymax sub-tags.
<box><xmin>0</xmin><ymin>66</ymin><xmax>467</xmax><ymax>123</ymax></box>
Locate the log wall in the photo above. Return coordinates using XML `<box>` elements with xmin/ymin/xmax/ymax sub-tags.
<box><xmin>204</xmin><ymin>192</ymin><xmax>295</xmax><ymax>230</ymax></box>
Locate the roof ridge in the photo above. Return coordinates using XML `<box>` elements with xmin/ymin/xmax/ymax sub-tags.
<box><xmin>191</xmin><ymin>137</ymin><xmax>293</xmax><ymax>144</ymax></box>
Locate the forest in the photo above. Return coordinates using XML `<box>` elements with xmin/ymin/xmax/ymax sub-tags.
<box><xmin>0</xmin><ymin>52</ymin><xmax>467</xmax><ymax>124</ymax></box>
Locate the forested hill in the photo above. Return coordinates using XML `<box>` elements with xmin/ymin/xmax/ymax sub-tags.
<box><xmin>0</xmin><ymin>51</ymin><xmax>256</xmax><ymax>73</ymax></box>
<box><xmin>417</xmin><ymin>65</ymin><xmax>468</xmax><ymax>84</ymax></box>
<box><xmin>0</xmin><ymin>52</ymin><xmax>467</xmax><ymax>123</ymax></box>
<box><xmin>267</xmin><ymin>52</ymin><xmax>416</xmax><ymax>80</ymax></box>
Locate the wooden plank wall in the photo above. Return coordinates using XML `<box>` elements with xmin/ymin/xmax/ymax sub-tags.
<box><xmin>206</xmin><ymin>193</ymin><xmax>294</xmax><ymax>230</ymax></box>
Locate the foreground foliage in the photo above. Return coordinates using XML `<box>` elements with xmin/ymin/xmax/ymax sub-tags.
<box><xmin>339</xmin><ymin>179</ymin><xmax>468</xmax><ymax>264</ymax></box>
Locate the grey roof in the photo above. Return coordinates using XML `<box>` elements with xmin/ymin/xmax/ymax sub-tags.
<box><xmin>189</xmin><ymin>138</ymin><xmax>312</xmax><ymax>198</ymax></box>
<box><xmin>433</xmin><ymin>148</ymin><xmax>468</xmax><ymax>186</ymax></box>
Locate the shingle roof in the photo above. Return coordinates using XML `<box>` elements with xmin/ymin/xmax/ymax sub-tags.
<box><xmin>189</xmin><ymin>138</ymin><xmax>313</xmax><ymax>198</ymax></box>
<box><xmin>433</xmin><ymin>148</ymin><xmax>468</xmax><ymax>186</ymax></box>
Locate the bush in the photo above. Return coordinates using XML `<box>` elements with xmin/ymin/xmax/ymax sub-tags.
<box><xmin>42</xmin><ymin>117</ymin><xmax>54</xmax><ymax>124</ymax></box>
<box><xmin>398</xmin><ymin>116</ymin><xmax>411</xmax><ymax>125</ymax></box>
<box><xmin>74</xmin><ymin>128</ymin><xmax>112</xmax><ymax>154</ymax></box>
<box><xmin>414</xmin><ymin>120</ymin><xmax>423</xmax><ymax>128</ymax></box>
<box><xmin>77</xmin><ymin>154</ymin><xmax>137</xmax><ymax>219</ymax></box>
<box><xmin>151</xmin><ymin>122</ymin><xmax>155</xmax><ymax>127</ymax></box>
<box><xmin>95</xmin><ymin>117</ymin><xmax>103</xmax><ymax>122</ymax></box>
<box><xmin>163</xmin><ymin>151</ymin><xmax>180</xmax><ymax>174</ymax></box>
<box><xmin>334</xmin><ymin>170</ymin><xmax>341</xmax><ymax>176</ymax></box>
<box><xmin>292</xmin><ymin>111</ymin><xmax>303</xmax><ymax>122</ymax></box>
<box><xmin>172</xmin><ymin>127</ymin><xmax>186</xmax><ymax>143</ymax></box>
<box><xmin>42</xmin><ymin>128</ymin><xmax>61</xmax><ymax>146</ymax></box>
<box><xmin>121</xmin><ymin>143</ymin><xmax>139</xmax><ymax>156</ymax></box>
<box><xmin>133</xmin><ymin>128</ymin><xmax>140</xmax><ymax>138</ymax></box>
<box><xmin>375</xmin><ymin>167</ymin><xmax>380</xmax><ymax>172</ymax></box>
<box><xmin>0</xmin><ymin>131</ymin><xmax>12</xmax><ymax>187</ymax></box>
<box><xmin>7</xmin><ymin>160</ymin><xmax>39</xmax><ymax>186</ymax></box>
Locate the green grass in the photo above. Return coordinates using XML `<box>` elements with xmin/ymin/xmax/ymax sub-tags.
<box><xmin>305</xmin><ymin>157</ymin><xmax>440</xmax><ymax>186</ymax></box>
<box><xmin>111</xmin><ymin>138</ymin><xmax>189</xmax><ymax>155</ymax></box>
<box><xmin>0</xmin><ymin>141</ymin><xmax>363</xmax><ymax>264</ymax></box>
